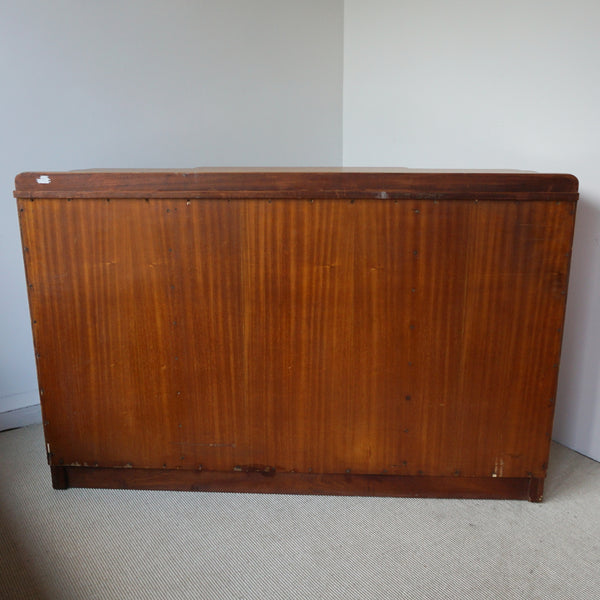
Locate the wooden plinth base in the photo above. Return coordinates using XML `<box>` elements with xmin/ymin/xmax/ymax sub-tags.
<box><xmin>51</xmin><ymin>466</ymin><xmax>544</xmax><ymax>502</ymax></box>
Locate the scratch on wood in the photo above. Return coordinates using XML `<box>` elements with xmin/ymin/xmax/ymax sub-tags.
<box><xmin>492</xmin><ymin>457</ymin><xmax>504</xmax><ymax>478</ymax></box>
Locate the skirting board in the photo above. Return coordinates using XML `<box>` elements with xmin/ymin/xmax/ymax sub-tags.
<box><xmin>0</xmin><ymin>403</ymin><xmax>42</xmax><ymax>431</ymax></box>
<box><xmin>51</xmin><ymin>466</ymin><xmax>545</xmax><ymax>502</ymax></box>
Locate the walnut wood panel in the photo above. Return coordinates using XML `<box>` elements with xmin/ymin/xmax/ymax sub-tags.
<box><xmin>16</xmin><ymin>171</ymin><xmax>577</xmax><ymax>500</ymax></box>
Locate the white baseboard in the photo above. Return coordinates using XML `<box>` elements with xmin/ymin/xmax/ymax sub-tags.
<box><xmin>0</xmin><ymin>403</ymin><xmax>43</xmax><ymax>431</ymax></box>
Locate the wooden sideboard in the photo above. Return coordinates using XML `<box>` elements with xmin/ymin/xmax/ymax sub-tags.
<box><xmin>15</xmin><ymin>169</ymin><xmax>578</xmax><ymax>501</ymax></box>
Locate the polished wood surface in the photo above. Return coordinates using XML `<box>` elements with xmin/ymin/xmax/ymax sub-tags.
<box><xmin>14</xmin><ymin>169</ymin><xmax>578</xmax><ymax>199</ymax></box>
<box><xmin>16</xmin><ymin>170</ymin><xmax>578</xmax><ymax>501</ymax></box>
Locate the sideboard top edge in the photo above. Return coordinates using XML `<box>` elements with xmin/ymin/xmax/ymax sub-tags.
<box><xmin>14</xmin><ymin>169</ymin><xmax>579</xmax><ymax>199</ymax></box>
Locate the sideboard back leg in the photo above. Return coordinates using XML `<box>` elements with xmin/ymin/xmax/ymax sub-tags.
<box><xmin>528</xmin><ymin>477</ymin><xmax>545</xmax><ymax>502</ymax></box>
<box><xmin>50</xmin><ymin>466</ymin><xmax>68</xmax><ymax>490</ymax></box>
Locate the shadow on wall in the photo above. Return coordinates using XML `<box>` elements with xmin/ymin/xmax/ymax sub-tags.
<box><xmin>554</xmin><ymin>194</ymin><xmax>600</xmax><ymax>457</ymax></box>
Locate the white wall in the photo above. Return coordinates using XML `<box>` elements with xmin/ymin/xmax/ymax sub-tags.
<box><xmin>0</xmin><ymin>1</ymin><xmax>343</xmax><ymax>424</ymax></box>
<box><xmin>343</xmin><ymin>0</ymin><xmax>600</xmax><ymax>460</ymax></box>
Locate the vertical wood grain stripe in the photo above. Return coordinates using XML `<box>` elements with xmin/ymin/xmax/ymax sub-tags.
<box><xmin>18</xmin><ymin>196</ymin><xmax>575</xmax><ymax>481</ymax></box>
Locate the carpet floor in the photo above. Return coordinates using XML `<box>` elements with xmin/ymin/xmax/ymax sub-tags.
<box><xmin>1</xmin><ymin>424</ymin><xmax>599</xmax><ymax>599</ymax></box>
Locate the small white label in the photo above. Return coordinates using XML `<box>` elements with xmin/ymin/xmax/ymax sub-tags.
<box><xmin>36</xmin><ymin>175</ymin><xmax>51</xmax><ymax>184</ymax></box>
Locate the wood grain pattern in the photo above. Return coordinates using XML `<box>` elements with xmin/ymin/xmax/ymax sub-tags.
<box><xmin>16</xmin><ymin>170</ymin><xmax>577</xmax><ymax>500</ymax></box>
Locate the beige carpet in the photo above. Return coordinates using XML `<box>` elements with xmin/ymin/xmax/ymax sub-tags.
<box><xmin>1</xmin><ymin>424</ymin><xmax>599</xmax><ymax>599</ymax></box>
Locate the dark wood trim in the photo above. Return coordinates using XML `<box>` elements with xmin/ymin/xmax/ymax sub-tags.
<box><xmin>14</xmin><ymin>170</ymin><xmax>579</xmax><ymax>200</ymax></box>
<box><xmin>60</xmin><ymin>467</ymin><xmax>538</xmax><ymax>501</ymax></box>
<box><xmin>50</xmin><ymin>466</ymin><xmax>68</xmax><ymax>490</ymax></box>
<box><xmin>13</xmin><ymin>191</ymin><xmax>578</xmax><ymax>201</ymax></box>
